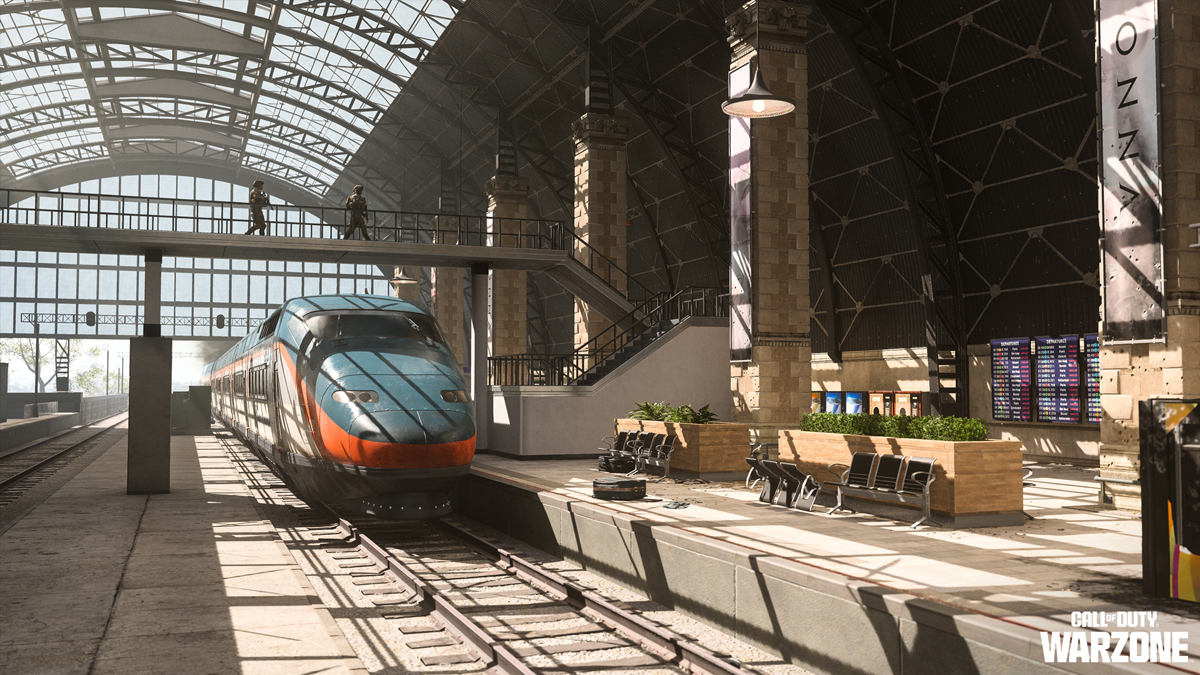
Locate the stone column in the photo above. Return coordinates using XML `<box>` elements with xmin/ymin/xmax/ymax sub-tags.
<box><xmin>431</xmin><ymin>267</ymin><xmax>466</xmax><ymax>367</ymax></box>
<box><xmin>1099</xmin><ymin>2</ymin><xmax>1200</xmax><ymax>510</ymax></box>
<box><xmin>487</xmin><ymin>175</ymin><xmax>529</xmax><ymax>357</ymax></box>
<box><xmin>727</xmin><ymin>0</ymin><xmax>811</xmax><ymax>428</ymax></box>
<box><xmin>128</xmin><ymin>248</ymin><xmax>171</xmax><ymax>494</ymax></box>
<box><xmin>572</xmin><ymin>112</ymin><xmax>628</xmax><ymax>352</ymax></box>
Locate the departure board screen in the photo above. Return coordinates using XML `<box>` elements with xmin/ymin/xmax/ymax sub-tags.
<box><xmin>1084</xmin><ymin>333</ymin><xmax>1101</xmax><ymax>424</ymax></box>
<box><xmin>992</xmin><ymin>338</ymin><xmax>1032</xmax><ymax>421</ymax></box>
<box><xmin>1035</xmin><ymin>335</ymin><xmax>1081</xmax><ymax>423</ymax></box>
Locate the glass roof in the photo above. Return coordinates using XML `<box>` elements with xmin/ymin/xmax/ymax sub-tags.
<box><xmin>0</xmin><ymin>0</ymin><xmax>457</xmax><ymax>194</ymax></box>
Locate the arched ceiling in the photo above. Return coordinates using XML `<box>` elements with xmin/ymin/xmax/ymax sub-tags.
<box><xmin>1</xmin><ymin>0</ymin><xmax>1102</xmax><ymax>352</ymax></box>
<box><xmin>0</xmin><ymin>0</ymin><xmax>457</xmax><ymax>201</ymax></box>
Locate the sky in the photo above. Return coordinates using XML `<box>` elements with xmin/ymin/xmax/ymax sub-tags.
<box><xmin>4</xmin><ymin>338</ymin><xmax>232</xmax><ymax>394</ymax></box>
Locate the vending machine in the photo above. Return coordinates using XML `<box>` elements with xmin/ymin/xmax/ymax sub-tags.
<box><xmin>894</xmin><ymin>391</ymin><xmax>921</xmax><ymax>416</ymax></box>
<box><xmin>1141</xmin><ymin>399</ymin><xmax>1200</xmax><ymax>602</ymax></box>
<box><xmin>868</xmin><ymin>391</ymin><xmax>893</xmax><ymax>416</ymax></box>
<box><xmin>844</xmin><ymin>391</ymin><xmax>866</xmax><ymax>415</ymax></box>
<box><xmin>824</xmin><ymin>391</ymin><xmax>844</xmax><ymax>415</ymax></box>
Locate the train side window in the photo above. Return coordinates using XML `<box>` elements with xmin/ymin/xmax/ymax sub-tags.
<box><xmin>306</xmin><ymin>314</ymin><xmax>338</xmax><ymax>341</ymax></box>
<box><xmin>259</xmin><ymin>309</ymin><xmax>282</xmax><ymax>341</ymax></box>
<box><xmin>234</xmin><ymin>371</ymin><xmax>245</xmax><ymax>397</ymax></box>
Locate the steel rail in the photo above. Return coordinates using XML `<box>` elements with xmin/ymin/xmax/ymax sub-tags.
<box><xmin>0</xmin><ymin>411</ymin><xmax>127</xmax><ymax>491</ymax></box>
<box><xmin>334</xmin><ymin>517</ymin><xmax>753</xmax><ymax>675</ymax></box>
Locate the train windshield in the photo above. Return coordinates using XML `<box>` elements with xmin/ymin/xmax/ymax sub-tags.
<box><xmin>306</xmin><ymin>312</ymin><xmax>447</xmax><ymax>348</ymax></box>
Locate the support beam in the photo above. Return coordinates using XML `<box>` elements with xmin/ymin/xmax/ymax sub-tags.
<box><xmin>471</xmin><ymin>262</ymin><xmax>490</xmax><ymax>452</ymax></box>
<box><xmin>487</xmin><ymin>175</ymin><xmax>530</xmax><ymax>358</ymax></box>
<box><xmin>128</xmin><ymin>246</ymin><xmax>171</xmax><ymax>494</ymax></box>
<box><xmin>727</xmin><ymin>0</ymin><xmax>812</xmax><ymax>425</ymax></box>
<box><xmin>572</xmin><ymin>112</ymin><xmax>629</xmax><ymax>354</ymax></box>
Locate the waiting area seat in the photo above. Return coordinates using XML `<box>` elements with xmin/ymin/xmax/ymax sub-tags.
<box><xmin>619</xmin><ymin>431</ymin><xmax>678</xmax><ymax>481</ymax></box>
<box><xmin>826</xmin><ymin>451</ymin><xmax>937</xmax><ymax>529</ymax></box>
<box><xmin>745</xmin><ymin>457</ymin><xmax>819</xmax><ymax>511</ymax></box>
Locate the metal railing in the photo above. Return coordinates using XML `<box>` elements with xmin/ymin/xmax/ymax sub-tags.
<box><xmin>489</xmin><ymin>286</ymin><xmax>728</xmax><ymax>386</ymax></box>
<box><xmin>1</xmin><ymin>187</ymin><xmax>651</xmax><ymax>300</ymax></box>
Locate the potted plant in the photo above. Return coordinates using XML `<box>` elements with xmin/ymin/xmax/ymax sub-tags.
<box><xmin>780</xmin><ymin>413</ymin><xmax>1024</xmax><ymax>527</ymax></box>
<box><xmin>617</xmin><ymin>402</ymin><xmax>750</xmax><ymax>478</ymax></box>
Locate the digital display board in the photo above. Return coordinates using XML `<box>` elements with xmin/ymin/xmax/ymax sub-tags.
<box><xmin>1084</xmin><ymin>333</ymin><xmax>1101</xmax><ymax>424</ymax></box>
<box><xmin>811</xmin><ymin>392</ymin><xmax>823</xmax><ymax>414</ymax></box>
<box><xmin>992</xmin><ymin>338</ymin><xmax>1032</xmax><ymax>421</ymax></box>
<box><xmin>1035</xmin><ymin>335</ymin><xmax>1081</xmax><ymax>423</ymax></box>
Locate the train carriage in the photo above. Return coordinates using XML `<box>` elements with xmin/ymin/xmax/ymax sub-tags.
<box><xmin>202</xmin><ymin>295</ymin><xmax>476</xmax><ymax>517</ymax></box>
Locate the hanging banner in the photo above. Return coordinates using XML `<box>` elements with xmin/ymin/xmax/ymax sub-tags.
<box><xmin>1099</xmin><ymin>0</ymin><xmax>1164</xmax><ymax>342</ymax></box>
<box><xmin>730</xmin><ymin>63</ymin><xmax>752</xmax><ymax>362</ymax></box>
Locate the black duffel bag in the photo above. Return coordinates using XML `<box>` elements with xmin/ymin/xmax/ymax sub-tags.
<box><xmin>598</xmin><ymin>454</ymin><xmax>636</xmax><ymax>473</ymax></box>
<box><xmin>593</xmin><ymin>476</ymin><xmax>646</xmax><ymax>500</ymax></box>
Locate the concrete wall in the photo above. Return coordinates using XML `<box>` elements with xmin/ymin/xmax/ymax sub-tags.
<box><xmin>453</xmin><ymin>472</ymin><xmax>1086</xmax><ymax>675</ymax></box>
<box><xmin>0</xmin><ymin>394</ymin><xmax>128</xmax><ymax>452</ymax></box>
<box><xmin>6</xmin><ymin>392</ymin><xmax>84</xmax><ymax>417</ymax></box>
<box><xmin>488</xmin><ymin>318</ymin><xmax>730</xmax><ymax>457</ymax></box>
<box><xmin>812</xmin><ymin>346</ymin><xmax>1100</xmax><ymax>465</ymax></box>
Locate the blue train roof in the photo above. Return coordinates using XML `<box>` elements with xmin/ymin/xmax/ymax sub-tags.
<box><xmin>282</xmin><ymin>294</ymin><xmax>426</xmax><ymax>317</ymax></box>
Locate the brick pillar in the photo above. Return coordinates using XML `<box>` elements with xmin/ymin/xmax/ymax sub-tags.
<box><xmin>727</xmin><ymin>0</ymin><xmax>811</xmax><ymax>426</ymax></box>
<box><xmin>432</xmin><ymin>267</ymin><xmax>466</xmax><ymax>366</ymax></box>
<box><xmin>1099</xmin><ymin>2</ymin><xmax>1200</xmax><ymax>510</ymax></box>
<box><xmin>487</xmin><ymin>175</ymin><xmax>529</xmax><ymax>357</ymax></box>
<box><xmin>572</xmin><ymin>113</ymin><xmax>628</xmax><ymax>352</ymax></box>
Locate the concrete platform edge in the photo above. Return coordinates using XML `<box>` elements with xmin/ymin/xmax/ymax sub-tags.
<box><xmin>244</xmin><ymin>504</ymin><xmax>371</xmax><ymax>675</ymax></box>
<box><xmin>454</xmin><ymin>468</ymin><xmax>1084</xmax><ymax>675</ymax></box>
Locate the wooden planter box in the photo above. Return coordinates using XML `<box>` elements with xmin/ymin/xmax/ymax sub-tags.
<box><xmin>779</xmin><ymin>429</ymin><xmax>1024</xmax><ymax>527</ymax></box>
<box><xmin>616</xmin><ymin>419</ymin><xmax>752</xmax><ymax>477</ymax></box>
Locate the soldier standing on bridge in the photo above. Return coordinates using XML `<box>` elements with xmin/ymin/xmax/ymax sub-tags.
<box><xmin>244</xmin><ymin>179</ymin><xmax>270</xmax><ymax>235</ymax></box>
<box><xmin>344</xmin><ymin>184</ymin><xmax>371</xmax><ymax>241</ymax></box>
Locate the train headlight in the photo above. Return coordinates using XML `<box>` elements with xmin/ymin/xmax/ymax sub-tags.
<box><xmin>441</xmin><ymin>389</ymin><xmax>470</xmax><ymax>403</ymax></box>
<box><xmin>332</xmin><ymin>390</ymin><xmax>378</xmax><ymax>403</ymax></box>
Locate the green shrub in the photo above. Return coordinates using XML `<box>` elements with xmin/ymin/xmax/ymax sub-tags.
<box><xmin>801</xmin><ymin>412</ymin><xmax>988</xmax><ymax>442</ymax></box>
<box><xmin>628</xmin><ymin>401</ymin><xmax>669</xmax><ymax>421</ymax></box>
<box><xmin>664</xmin><ymin>403</ymin><xmax>720</xmax><ymax>424</ymax></box>
<box><xmin>628</xmin><ymin>402</ymin><xmax>721</xmax><ymax>424</ymax></box>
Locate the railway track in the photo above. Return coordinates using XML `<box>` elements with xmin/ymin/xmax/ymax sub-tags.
<box><xmin>0</xmin><ymin>412</ymin><xmax>128</xmax><ymax>506</ymax></box>
<box><xmin>321</xmin><ymin>516</ymin><xmax>756</xmax><ymax>675</ymax></box>
<box><xmin>216</xmin><ymin>431</ymin><xmax>761</xmax><ymax>675</ymax></box>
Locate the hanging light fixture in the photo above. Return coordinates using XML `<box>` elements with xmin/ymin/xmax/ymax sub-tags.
<box><xmin>389</xmin><ymin>266</ymin><xmax>417</xmax><ymax>296</ymax></box>
<box><xmin>722</xmin><ymin>11</ymin><xmax>794</xmax><ymax>119</ymax></box>
<box><xmin>722</xmin><ymin>65</ymin><xmax>795</xmax><ymax>118</ymax></box>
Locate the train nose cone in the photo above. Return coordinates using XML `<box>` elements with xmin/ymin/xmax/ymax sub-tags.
<box><xmin>349</xmin><ymin>410</ymin><xmax>475</xmax><ymax>445</ymax></box>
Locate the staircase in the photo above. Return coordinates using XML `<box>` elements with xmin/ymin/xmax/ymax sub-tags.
<box><xmin>489</xmin><ymin>287</ymin><xmax>728</xmax><ymax>387</ymax></box>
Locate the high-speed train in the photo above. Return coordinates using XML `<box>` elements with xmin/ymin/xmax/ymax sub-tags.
<box><xmin>202</xmin><ymin>295</ymin><xmax>476</xmax><ymax>517</ymax></box>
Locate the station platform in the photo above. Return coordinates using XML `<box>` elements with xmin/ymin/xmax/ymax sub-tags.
<box><xmin>460</xmin><ymin>454</ymin><xmax>1200</xmax><ymax>673</ymax></box>
<box><xmin>6</xmin><ymin>425</ymin><xmax>1199</xmax><ymax>674</ymax></box>
<box><xmin>0</xmin><ymin>425</ymin><xmax>364</xmax><ymax>675</ymax></box>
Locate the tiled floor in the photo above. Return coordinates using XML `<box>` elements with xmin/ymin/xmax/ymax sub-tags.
<box><xmin>0</xmin><ymin>426</ymin><xmax>364</xmax><ymax>675</ymax></box>
<box><xmin>472</xmin><ymin>455</ymin><xmax>1200</xmax><ymax>649</ymax></box>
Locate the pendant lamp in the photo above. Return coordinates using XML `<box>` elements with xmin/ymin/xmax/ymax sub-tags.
<box><xmin>722</xmin><ymin>66</ymin><xmax>795</xmax><ymax>118</ymax></box>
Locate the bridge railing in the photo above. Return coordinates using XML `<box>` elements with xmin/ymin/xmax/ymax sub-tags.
<box><xmin>0</xmin><ymin>188</ymin><xmax>567</xmax><ymax>249</ymax></box>
<box><xmin>1</xmin><ymin>187</ymin><xmax>652</xmax><ymax>300</ymax></box>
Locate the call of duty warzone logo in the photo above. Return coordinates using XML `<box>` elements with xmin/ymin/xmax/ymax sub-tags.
<box><xmin>1040</xmin><ymin>612</ymin><xmax>1189</xmax><ymax>663</ymax></box>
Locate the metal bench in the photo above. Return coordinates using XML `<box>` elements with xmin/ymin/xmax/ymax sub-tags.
<box><xmin>826</xmin><ymin>452</ymin><xmax>938</xmax><ymax>529</ymax></box>
<box><xmin>637</xmin><ymin>434</ymin><xmax>677</xmax><ymax>481</ymax></box>
<box><xmin>776</xmin><ymin>462</ymin><xmax>820</xmax><ymax>511</ymax></box>
<box><xmin>745</xmin><ymin>457</ymin><xmax>780</xmax><ymax>503</ymax></box>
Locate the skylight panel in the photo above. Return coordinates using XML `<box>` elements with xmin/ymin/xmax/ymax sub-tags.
<box><xmin>2</xmin><ymin>128</ymin><xmax>106</xmax><ymax>174</ymax></box>
<box><xmin>0</xmin><ymin>7</ymin><xmax>71</xmax><ymax>50</ymax></box>
<box><xmin>256</xmin><ymin>84</ymin><xmax>370</xmax><ymax>138</ymax></box>
<box><xmin>244</xmin><ymin>138</ymin><xmax>338</xmax><ymax>187</ymax></box>
<box><xmin>1</xmin><ymin>80</ymin><xmax>90</xmax><ymax>117</ymax></box>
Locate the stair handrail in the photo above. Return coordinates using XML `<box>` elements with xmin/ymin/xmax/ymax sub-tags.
<box><xmin>537</xmin><ymin>220</ymin><xmax>654</xmax><ymax>302</ymax></box>
<box><xmin>489</xmin><ymin>286</ymin><xmax>728</xmax><ymax>386</ymax></box>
